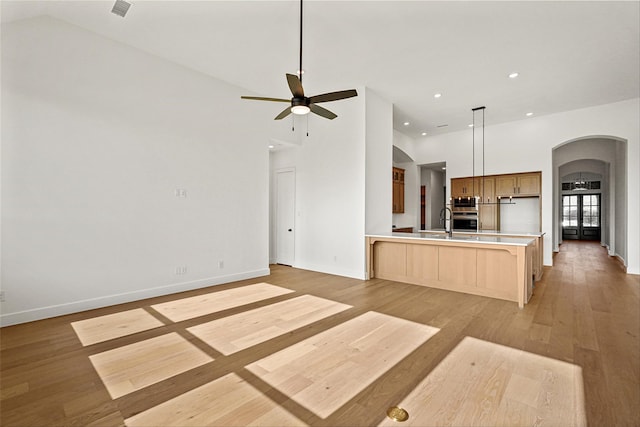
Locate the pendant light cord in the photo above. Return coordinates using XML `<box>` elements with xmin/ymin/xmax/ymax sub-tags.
<box><xmin>472</xmin><ymin>110</ymin><xmax>475</xmax><ymax>199</ymax></box>
<box><xmin>482</xmin><ymin>107</ymin><xmax>485</xmax><ymax>202</ymax></box>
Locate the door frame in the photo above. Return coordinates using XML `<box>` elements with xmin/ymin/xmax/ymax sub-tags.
<box><xmin>275</xmin><ymin>168</ymin><xmax>296</xmax><ymax>266</ymax></box>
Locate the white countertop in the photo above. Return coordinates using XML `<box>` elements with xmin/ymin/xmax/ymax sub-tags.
<box><xmin>367</xmin><ymin>232</ymin><xmax>536</xmax><ymax>246</ymax></box>
<box><xmin>418</xmin><ymin>229</ymin><xmax>545</xmax><ymax>237</ymax></box>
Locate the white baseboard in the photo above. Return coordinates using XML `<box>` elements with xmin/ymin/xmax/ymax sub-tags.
<box><xmin>293</xmin><ymin>261</ymin><xmax>365</xmax><ymax>281</ymax></box>
<box><xmin>0</xmin><ymin>268</ymin><xmax>271</xmax><ymax>327</ymax></box>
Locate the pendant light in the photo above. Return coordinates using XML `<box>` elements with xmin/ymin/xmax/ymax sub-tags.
<box><xmin>471</xmin><ymin>106</ymin><xmax>514</xmax><ymax>205</ymax></box>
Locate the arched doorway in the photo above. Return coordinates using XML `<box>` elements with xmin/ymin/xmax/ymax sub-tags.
<box><xmin>552</xmin><ymin>137</ymin><xmax>627</xmax><ymax>263</ymax></box>
<box><xmin>560</xmin><ymin>166</ymin><xmax>604</xmax><ymax>241</ymax></box>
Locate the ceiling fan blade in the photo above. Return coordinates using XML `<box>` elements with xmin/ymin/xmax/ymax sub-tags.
<box><xmin>274</xmin><ymin>107</ymin><xmax>292</xmax><ymax>120</ymax></box>
<box><xmin>309</xmin><ymin>89</ymin><xmax>358</xmax><ymax>104</ymax></box>
<box><xmin>241</xmin><ymin>96</ymin><xmax>290</xmax><ymax>103</ymax></box>
<box><xmin>286</xmin><ymin>74</ymin><xmax>305</xmax><ymax>98</ymax></box>
<box><xmin>310</xmin><ymin>104</ymin><xmax>337</xmax><ymax>120</ymax></box>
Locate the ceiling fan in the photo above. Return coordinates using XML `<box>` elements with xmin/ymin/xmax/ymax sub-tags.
<box><xmin>241</xmin><ymin>0</ymin><xmax>357</xmax><ymax>120</ymax></box>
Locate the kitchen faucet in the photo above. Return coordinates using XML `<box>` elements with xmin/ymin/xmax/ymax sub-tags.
<box><xmin>439</xmin><ymin>207</ymin><xmax>453</xmax><ymax>238</ymax></box>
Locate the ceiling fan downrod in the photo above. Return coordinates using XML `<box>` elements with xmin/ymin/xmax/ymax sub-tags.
<box><xmin>299</xmin><ymin>0</ymin><xmax>303</xmax><ymax>84</ymax></box>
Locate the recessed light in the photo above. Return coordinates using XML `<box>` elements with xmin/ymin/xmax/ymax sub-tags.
<box><xmin>434</xmin><ymin>93</ymin><xmax>442</xmax><ymax>98</ymax></box>
<box><xmin>268</xmin><ymin>145</ymin><xmax>275</xmax><ymax>149</ymax></box>
<box><xmin>509</xmin><ymin>72</ymin><xmax>519</xmax><ymax>79</ymax></box>
<box><xmin>526</xmin><ymin>112</ymin><xmax>533</xmax><ymax>116</ymax></box>
<box><xmin>468</xmin><ymin>124</ymin><xmax>474</xmax><ymax>127</ymax></box>
<box><xmin>421</xmin><ymin>132</ymin><xmax>427</xmax><ymax>136</ymax></box>
<box><xmin>442</xmin><ymin>167</ymin><xmax>446</xmax><ymax>170</ymax></box>
<box><xmin>403</xmin><ymin>122</ymin><xmax>410</xmax><ymax>126</ymax></box>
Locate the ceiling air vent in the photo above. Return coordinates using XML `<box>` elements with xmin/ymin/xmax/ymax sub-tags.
<box><xmin>111</xmin><ymin>0</ymin><xmax>131</xmax><ymax>17</ymax></box>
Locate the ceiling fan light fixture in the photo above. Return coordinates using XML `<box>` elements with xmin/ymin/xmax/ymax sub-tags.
<box><xmin>291</xmin><ymin>105</ymin><xmax>311</xmax><ymax>115</ymax></box>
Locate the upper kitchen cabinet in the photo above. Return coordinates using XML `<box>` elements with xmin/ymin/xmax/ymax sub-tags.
<box><xmin>451</xmin><ymin>177</ymin><xmax>475</xmax><ymax>198</ymax></box>
<box><xmin>393</xmin><ymin>167</ymin><xmax>405</xmax><ymax>213</ymax></box>
<box><xmin>451</xmin><ymin>176</ymin><xmax>494</xmax><ymax>200</ymax></box>
<box><xmin>496</xmin><ymin>172</ymin><xmax>541</xmax><ymax>197</ymax></box>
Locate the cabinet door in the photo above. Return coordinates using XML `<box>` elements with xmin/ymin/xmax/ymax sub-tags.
<box><xmin>393</xmin><ymin>181</ymin><xmax>399</xmax><ymax>212</ymax></box>
<box><xmin>392</xmin><ymin>178</ymin><xmax>405</xmax><ymax>213</ymax></box>
<box><xmin>496</xmin><ymin>176</ymin><xmax>517</xmax><ymax>197</ymax></box>
<box><xmin>479</xmin><ymin>204</ymin><xmax>496</xmax><ymax>230</ymax></box>
<box><xmin>517</xmin><ymin>173</ymin><xmax>541</xmax><ymax>196</ymax></box>
<box><xmin>474</xmin><ymin>177</ymin><xmax>495</xmax><ymax>202</ymax></box>
<box><xmin>451</xmin><ymin>177</ymin><xmax>474</xmax><ymax>197</ymax></box>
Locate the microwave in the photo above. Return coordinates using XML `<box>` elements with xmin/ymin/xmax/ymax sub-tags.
<box><xmin>452</xmin><ymin>196</ymin><xmax>477</xmax><ymax>210</ymax></box>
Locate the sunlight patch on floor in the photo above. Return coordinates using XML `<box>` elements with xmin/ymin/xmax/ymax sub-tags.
<box><xmin>125</xmin><ymin>373</ymin><xmax>307</xmax><ymax>427</ymax></box>
<box><xmin>151</xmin><ymin>283</ymin><xmax>295</xmax><ymax>322</ymax></box>
<box><xmin>89</xmin><ymin>332</ymin><xmax>213</xmax><ymax>399</ymax></box>
<box><xmin>377</xmin><ymin>336</ymin><xmax>587</xmax><ymax>427</ymax></box>
<box><xmin>246</xmin><ymin>311</ymin><xmax>440</xmax><ymax>419</ymax></box>
<box><xmin>71</xmin><ymin>308</ymin><xmax>165</xmax><ymax>346</ymax></box>
<box><xmin>188</xmin><ymin>295</ymin><xmax>352</xmax><ymax>355</ymax></box>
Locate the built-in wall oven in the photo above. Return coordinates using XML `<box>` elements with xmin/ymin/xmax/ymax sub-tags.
<box><xmin>452</xmin><ymin>197</ymin><xmax>478</xmax><ymax>231</ymax></box>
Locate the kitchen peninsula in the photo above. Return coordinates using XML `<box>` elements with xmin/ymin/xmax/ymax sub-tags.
<box><xmin>365</xmin><ymin>232</ymin><xmax>538</xmax><ymax>308</ymax></box>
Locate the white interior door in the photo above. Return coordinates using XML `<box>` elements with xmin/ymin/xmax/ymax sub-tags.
<box><xmin>276</xmin><ymin>169</ymin><xmax>295</xmax><ymax>266</ymax></box>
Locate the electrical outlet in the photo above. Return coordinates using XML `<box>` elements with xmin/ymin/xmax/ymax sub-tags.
<box><xmin>0</xmin><ymin>291</ymin><xmax>5</xmax><ymax>302</ymax></box>
<box><xmin>218</xmin><ymin>261</ymin><xmax>224</xmax><ymax>269</ymax></box>
<box><xmin>175</xmin><ymin>188</ymin><xmax>187</xmax><ymax>198</ymax></box>
<box><xmin>175</xmin><ymin>266</ymin><xmax>187</xmax><ymax>275</ymax></box>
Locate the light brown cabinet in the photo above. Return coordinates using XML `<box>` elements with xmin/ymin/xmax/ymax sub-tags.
<box><xmin>495</xmin><ymin>172</ymin><xmax>541</xmax><ymax>197</ymax></box>
<box><xmin>479</xmin><ymin>205</ymin><xmax>497</xmax><ymax>230</ymax></box>
<box><xmin>451</xmin><ymin>177</ymin><xmax>474</xmax><ymax>198</ymax></box>
<box><xmin>392</xmin><ymin>167</ymin><xmax>405</xmax><ymax>213</ymax></box>
<box><xmin>477</xmin><ymin>177</ymin><xmax>497</xmax><ymax>230</ymax></box>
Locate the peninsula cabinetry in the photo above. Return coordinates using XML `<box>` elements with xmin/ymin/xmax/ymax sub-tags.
<box><xmin>366</xmin><ymin>234</ymin><xmax>534</xmax><ymax>308</ymax></box>
<box><xmin>393</xmin><ymin>167</ymin><xmax>405</xmax><ymax>213</ymax></box>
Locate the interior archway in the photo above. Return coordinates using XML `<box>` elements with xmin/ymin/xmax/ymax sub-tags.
<box><xmin>552</xmin><ymin>137</ymin><xmax>627</xmax><ymax>264</ymax></box>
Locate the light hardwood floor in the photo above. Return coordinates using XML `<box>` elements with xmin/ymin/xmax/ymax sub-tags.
<box><xmin>1</xmin><ymin>241</ymin><xmax>638</xmax><ymax>426</ymax></box>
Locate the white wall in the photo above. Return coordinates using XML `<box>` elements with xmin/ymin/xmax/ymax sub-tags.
<box><xmin>1</xmin><ymin>17</ymin><xmax>271</xmax><ymax>325</ymax></box>
<box><xmin>269</xmin><ymin>89</ymin><xmax>366</xmax><ymax>279</ymax></box>
<box><xmin>412</xmin><ymin>98</ymin><xmax>640</xmax><ymax>274</ymax></box>
<box><xmin>365</xmin><ymin>89</ymin><xmax>393</xmax><ymax>235</ymax></box>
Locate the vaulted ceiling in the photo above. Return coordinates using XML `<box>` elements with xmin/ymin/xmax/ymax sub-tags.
<box><xmin>2</xmin><ymin>1</ymin><xmax>638</xmax><ymax>138</ymax></box>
